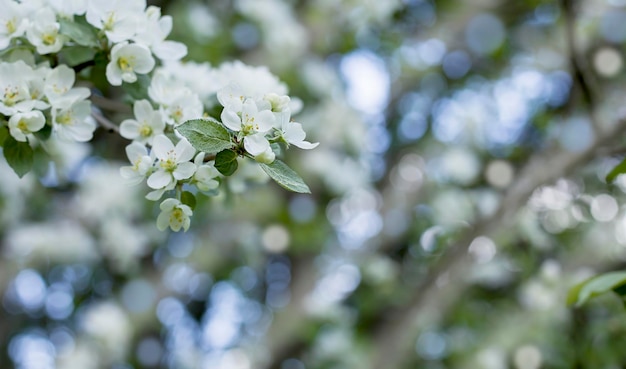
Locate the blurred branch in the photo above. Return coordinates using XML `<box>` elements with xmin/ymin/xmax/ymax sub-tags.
<box><xmin>367</xmin><ymin>114</ymin><xmax>626</xmax><ymax>368</ymax></box>
<box><xmin>90</xmin><ymin>94</ymin><xmax>132</xmax><ymax>114</ymax></box>
<box><xmin>561</xmin><ymin>0</ymin><xmax>599</xmax><ymax>128</ymax></box>
<box><xmin>91</xmin><ymin>111</ymin><xmax>120</xmax><ymax>134</ymax></box>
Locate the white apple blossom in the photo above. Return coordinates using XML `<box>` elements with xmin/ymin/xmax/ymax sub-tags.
<box><xmin>120</xmin><ymin>99</ymin><xmax>165</xmax><ymax>144</ymax></box>
<box><xmin>156</xmin><ymin>198</ymin><xmax>192</xmax><ymax>232</ymax></box>
<box><xmin>147</xmin><ymin>135</ymin><xmax>196</xmax><ymax>189</ymax></box>
<box><xmin>159</xmin><ymin>93</ymin><xmax>203</xmax><ymax>126</ymax></box>
<box><xmin>52</xmin><ymin>99</ymin><xmax>97</xmax><ymax>142</ymax></box>
<box><xmin>276</xmin><ymin>111</ymin><xmax>319</xmax><ymax>149</ymax></box>
<box><xmin>133</xmin><ymin>6</ymin><xmax>187</xmax><ymax>61</ymax></box>
<box><xmin>25</xmin><ymin>8</ymin><xmax>68</xmax><ymax>55</ymax></box>
<box><xmin>44</xmin><ymin>65</ymin><xmax>90</xmax><ymax>108</ymax></box>
<box><xmin>25</xmin><ymin>65</ymin><xmax>50</xmax><ymax>110</ymax></box>
<box><xmin>221</xmin><ymin>98</ymin><xmax>275</xmax><ymax>156</ymax></box>
<box><xmin>217</xmin><ymin>83</ymin><xmax>246</xmax><ymax>113</ymax></box>
<box><xmin>106</xmin><ymin>41</ymin><xmax>155</xmax><ymax>86</ymax></box>
<box><xmin>263</xmin><ymin>92</ymin><xmax>291</xmax><ymax>113</ymax></box>
<box><xmin>8</xmin><ymin>110</ymin><xmax>46</xmax><ymax>142</ymax></box>
<box><xmin>214</xmin><ymin>60</ymin><xmax>288</xmax><ymax>98</ymax></box>
<box><xmin>0</xmin><ymin>0</ymin><xmax>28</xmax><ymax>50</ymax></box>
<box><xmin>86</xmin><ymin>0</ymin><xmax>145</xmax><ymax>43</ymax></box>
<box><xmin>120</xmin><ymin>142</ymin><xmax>152</xmax><ymax>185</ymax></box>
<box><xmin>192</xmin><ymin>152</ymin><xmax>220</xmax><ymax>192</ymax></box>
<box><xmin>0</xmin><ymin>61</ymin><xmax>37</xmax><ymax>115</ymax></box>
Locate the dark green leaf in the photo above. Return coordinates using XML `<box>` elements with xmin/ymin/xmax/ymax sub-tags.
<box><xmin>176</xmin><ymin>118</ymin><xmax>233</xmax><ymax>153</ymax></box>
<box><xmin>567</xmin><ymin>271</ymin><xmax>626</xmax><ymax>307</ymax></box>
<box><xmin>3</xmin><ymin>136</ymin><xmax>34</xmax><ymax>178</ymax></box>
<box><xmin>59</xmin><ymin>17</ymin><xmax>99</xmax><ymax>47</ymax></box>
<box><xmin>259</xmin><ymin>159</ymin><xmax>311</xmax><ymax>193</ymax></box>
<box><xmin>606</xmin><ymin>158</ymin><xmax>626</xmax><ymax>183</ymax></box>
<box><xmin>181</xmin><ymin>191</ymin><xmax>197</xmax><ymax>210</ymax></box>
<box><xmin>215</xmin><ymin>150</ymin><xmax>238</xmax><ymax>176</ymax></box>
<box><xmin>0</xmin><ymin>126</ymin><xmax>8</xmax><ymax>147</ymax></box>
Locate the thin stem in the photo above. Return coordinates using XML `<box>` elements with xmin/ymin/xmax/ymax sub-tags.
<box><xmin>91</xmin><ymin>111</ymin><xmax>120</xmax><ymax>134</ymax></box>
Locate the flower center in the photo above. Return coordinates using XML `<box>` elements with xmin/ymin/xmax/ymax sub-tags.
<box><xmin>118</xmin><ymin>57</ymin><xmax>133</xmax><ymax>72</ymax></box>
<box><xmin>6</xmin><ymin>18</ymin><xmax>16</xmax><ymax>34</ymax></box>
<box><xmin>17</xmin><ymin>119</ymin><xmax>29</xmax><ymax>132</ymax></box>
<box><xmin>56</xmin><ymin>111</ymin><xmax>72</xmax><ymax>125</ymax></box>
<box><xmin>160</xmin><ymin>152</ymin><xmax>178</xmax><ymax>172</ymax></box>
<box><xmin>139</xmin><ymin>124</ymin><xmax>152</xmax><ymax>137</ymax></box>
<box><xmin>42</xmin><ymin>33</ymin><xmax>56</xmax><ymax>46</ymax></box>
<box><xmin>171</xmin><ymin>208</ymin><xmax>184</xmax><ymax>224</ymax></box>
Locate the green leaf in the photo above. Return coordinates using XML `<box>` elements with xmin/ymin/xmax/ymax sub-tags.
<box><xmin>259</xmin><ymin>159</ymin><xmax>311</xmax><ymax>194</ymax></box>
<box><xmin>176</xmin><ymin>118</ymin><xmax>234</xmax><ymax>153</ymax></box>
<box><xmin>606</xmin><ymin>158</ymin><xmax>626</xmax><ymax>183</ymax></box>
<box><xmin>568</xmin><ymin>271</ymin><xmax>626</xmax><ymax>307</ymax></box>
<box><xmin>3</xmin><ymin>136</ymin><xmax>34</xmax><ymax>178</ymax></box>
<box><xmin>214</xmin><ymin>150</ymin><xmax>238</xmax><ymax>176</ymax></box>
<box><xmin>181</xmin><ymin>191</ymin><xmax>197</xmax><ymax>210</ymax></box>
<box><xmin>0</xmin><ymin>126</ymin><xmax>8</xmax><ymax>147</ymax></box>
<box><xmin>58</xmin><ymin>46</ymin><xmax>96</xmax><ymax>67</ymax></box>
<box><xmin>59</xmin><ymin>17</ymin><xmax>99</xmax><ymax>47</ymax></box>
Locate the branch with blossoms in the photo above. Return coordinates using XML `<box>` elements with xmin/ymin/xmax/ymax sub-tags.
<box><xmin>0</xmin><ymin>0</ymin><xmax>318</xmax><ymax>232</ymax></box>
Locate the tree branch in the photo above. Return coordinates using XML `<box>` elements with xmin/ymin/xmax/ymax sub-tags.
<box><xmin>91</xmin><ymin>111</ymin><xmax>120</xmax><ymax>134</ymax></box>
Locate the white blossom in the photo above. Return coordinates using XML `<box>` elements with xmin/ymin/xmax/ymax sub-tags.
<box><xmin>106</xmin><ymin>41</ymin><xmax>155</xmax><ymax>86</ymax></box>
<box><xmin>276</xmin><ymin>111</ymin><xmax>318</xmax><ymax>149</ymax></box>
<box><xmin>120</xmin><ymin>99</ymin><xmax>164</xmax><ymax>144</ymax></box>
<box><xmin>147</xmin><ymin>135</ymin><xmax>196</xmax><ymax>189</ymax></box>
<box><xmin>133</xmin><ymin>6</ymin><xmax>187</xmax><ymax>60</ymax></box>
<box><xmin>51</xmin><ymin>99</ymin><xmax>96</xmax><ymax>142</ymax></box>
<box><xmin>8</xmin><ymin>110</ymin><xmax>46</xmax><ymax>142</ymax></box>
<box><xmin>0</xmin><ymin>0</ymin><xmax>28</xmax><ymax>50</ymax></box>
<box><xmin>192</xmin><ymin>152</ymin><xmax>220</xmax><ymax>192</ymax></box>
<box><xmin>86</xmin><ymin>0</ymin><xmax>145</xmax><ymax>43</ymax></box>
<box><xmin>0</xmin><ymin>61</ymin><xmax>37</xmax><ymax>115</ymax></box>
<box><xmin>120</xmin><ymin>142</ymin><xmax>152</xmax><ymax>185</ymax></box>
<box><xmin>156</xmin><ymin>198</ymin><xmax>192</xmax><ymax>232</ymax></box>
<box><xmin>44</xmin><ymin>64</ymin><xmax>90</xmax><ymax>108</ymax></box>
<box><xmin>221</xmin><ymin>98</ymin><xmax>275</xmax><ymax>156</ymax></box>
<box><xmin>25</xmin><ymin>8</ymin><xmax>67</xmax><ymax>55</ymax></box>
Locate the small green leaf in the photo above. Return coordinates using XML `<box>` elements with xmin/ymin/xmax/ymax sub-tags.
<box><xmin>59</xmin><ymin>17</ymin><xmax>99</xmax><ymax>47</ymax></box>
<box><xmin>606</xmin><ymin>158</ymin><xmax>626</xmax><ymax>183</ymax></box>
<box><xmin>214</xmin><ymin>150</ymin><xmax>238</xmax><ymax>176</ymax></box>
<box><xmin>259</xmin><ymin>159</ymin><xmax>311</xmax><ymax>194</ymax></box>
<box><xmin>3</xmin><ymin>136</ymin><xmax>34</xmax><ymax>178</ymax></box>
<box><xmin>0</xmin><ymin>126</ymin><xmax>9</xmax><ymax>147</ymax></box>
<box><xmin>568</xmin><ymin>271</ymin><xmax>626</xmax><ymax>307</ymax></box>
<box><xmin>58</xmin><ymin>46</ymin><xmax>96</xmax><ymax>67</ymax></box>
<box><xmin>176</xmin><ymin>118</ymin><xmax>233</xmax><ymax>153</ymax></box>
<box><xmin>181</xmin><ymin>191</ymin><xmax>197</xmax><ymax>210</ymax></box>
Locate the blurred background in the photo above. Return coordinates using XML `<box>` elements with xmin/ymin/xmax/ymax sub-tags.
<box><xmin>4</xmin><ymin>0</ymin><xmax>626</xmax><ymax>368</ymax></box>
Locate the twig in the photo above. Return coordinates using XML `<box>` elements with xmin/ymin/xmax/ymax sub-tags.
<box><xmin>91</xmin><ymin>111</ymin><xmax>120</xmax><ymax>134</ymax></box>
<box><xmin>562</xmin><ymin>0</ymin><xmax>599</xmax><ymax>127</ymax></box>
<box><xmin>90</xmin><ymin>94</ymin><xmax>132</xmax><ymax>113</ymax></box>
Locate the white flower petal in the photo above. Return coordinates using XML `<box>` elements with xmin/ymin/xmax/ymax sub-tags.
<box><xmin>244</xmin><ymin>134</ymin><xmax>270</xmax><ymax>156</ymax></box>
<box><xmin>147</xmin><ymin>170</ymin><xmax>172</xmax><ymax>189</ymax></box>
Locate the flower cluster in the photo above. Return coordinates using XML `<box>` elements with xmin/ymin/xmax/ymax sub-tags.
<box><xmin>1</xmin><ymin>60</ymin><xmax>95</xmax><ymax>143</ymax></box>
<box><xmin>120</xmin><ymin>61</ymin><xmax>318</xmax><ymax>232</ymax></box>
<box><xmin>0</xmin><ymin>0</ymin><xmax>317</xmax><ymax>233</ymax></box>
